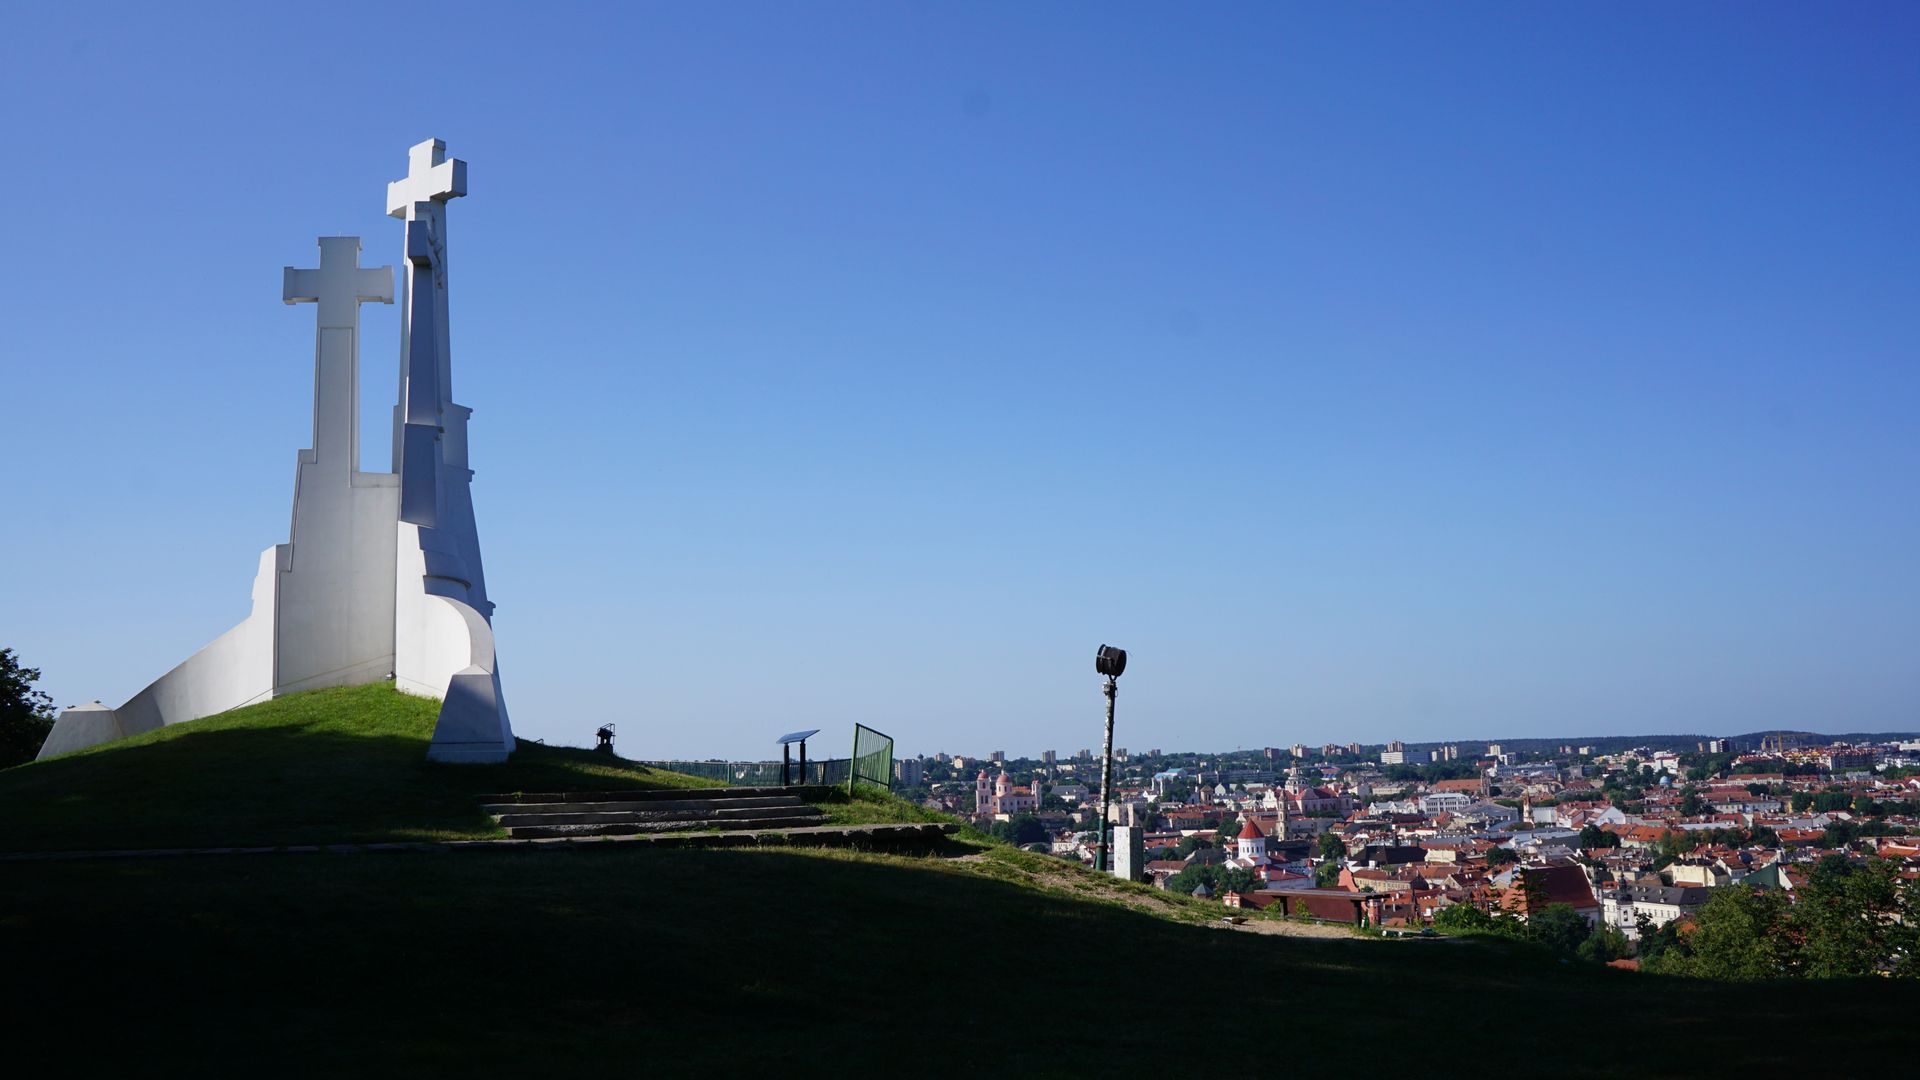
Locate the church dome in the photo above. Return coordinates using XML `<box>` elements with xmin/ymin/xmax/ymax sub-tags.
<box><xmin>1238</xmin><ymin>820</ymin><xmax>1266</xmax><ymax>840</ymax></box>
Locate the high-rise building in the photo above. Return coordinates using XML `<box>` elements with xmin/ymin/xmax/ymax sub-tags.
<box><xmin>1290</xmin><ymin>743</ymin><xmax>1309</xmax><ymax>759</ymax></box>
<box><xmin>1042</xmin><ymin>749</ymin><xmax>1057</xmax><ymax>765</ymax></box>
<box><xmin>989</xmin><ymin>750</ymin><xmax>1006</xmax><ymax>764</ymax></box>
<box><xmin>1387</xmin><ymin>740</ymin><xmax>1406</xmax><ymax>753</ymax></box>
<box><xmin>894</xmin><ymin>757</ymin><xmax>924</xmax><ymax>786</ymax></box>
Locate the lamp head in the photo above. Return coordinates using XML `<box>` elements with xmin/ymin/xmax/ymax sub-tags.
<box><xmin>1095</xmin><ymin>644</ymin><xmax>1128</xmax><ymax>678</ymax></box>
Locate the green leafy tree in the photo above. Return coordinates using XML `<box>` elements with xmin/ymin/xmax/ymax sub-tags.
<box><xmin>1174</xmin><ymin>834</ymin><xmax>1214</xmax><ymax>859</ymax></box>
<box><xmin>1318</xmin><ymin>832</ymin><xmax>1346</xmax><ymax>862</ymax></box>
<box><xmin>1578</xmin><ymin>824</ymin><xmax>1620</xmax><ymax>850</ymax></box>
<box><xmin>1433</xmin><ymin>902</ymin><xmax>1496</xmax><ymax>934</ymax></box>
<box><xmin>1578</xmin><ymin>926</ymin><xmax>1632</xmax><ymax>964</ymax></box>
<box><xmin>1314</xmin><ymin>861</ymin><xmax>1340</xmax><ymax>887</ymax></box>
<box><xmin>1214</xmin><ymin>815</ymin><xmax>1240</xmax><ymax>845</ymax></box>
<box><xmin>1790</xmin><ymin>791</ymin><xmax>1813</xmax><ymax>813</ymax></box>
<box><xmin>1795</xmin><ymin>857</ymin><xmax>1917</xmax><ymax>978</ymax></box>
<box><xmin>1</xmin><ymin>648</ymin><xmax>58</xmax><ymax>768</ymax></box>
<box><xmin>1526</xmin><ymin>903</ymin><xmax>1593</xmax><ymax>959</ymax></box>
<box><xmin>1486</xmin><ymin>847</ymin><xmax>1518</xmax><ymax>867</ymax></box>
<box><xmin>1634</xmin><ymin>913</ymin><xmax>1683</xmax><ymax>963</ymax></box>
<box><xmin>1218</xmin><ymin>866</ymin><xmax>1258</xmax><ymax>896</ymax></box>
<box><xmin>1648</xmin><ymin>885</ymin><xmax>1795</xmax><ymax>980</ymax></box>
<box><xmin>1165</xmin><ymin>864</ymin><xmax>1216</xmax><ymax>897</ymax></box>
<box><xmin>991</xmin><ymin>814</ymin><xmax>1048</xmax><ymax>847</ymax></box>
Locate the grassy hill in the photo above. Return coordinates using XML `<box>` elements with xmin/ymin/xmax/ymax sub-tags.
<box><xmin>2</xmin><ymin>685</ymin><xmax>1914</xmax><ymax>1073</ymax></box>
<box><xmin>0</xmin><ymin>682</ymin><xmax>718</xmax><ymax>851</ymax></box>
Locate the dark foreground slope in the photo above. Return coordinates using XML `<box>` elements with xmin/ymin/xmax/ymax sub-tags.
<box><xmin>2</xmin><ymin>843</ymin><xmax>1913</xmax><ymax>1077</ymax></box>
<box><xmin>0</xmin><ymin>683</ymin><xmax>715</xmax><ymax>851</ymax></box>
<box><xmin>1</xmin><ymin>690</ymin><xmax>1912</xmax><ymax>1075</ymax></box>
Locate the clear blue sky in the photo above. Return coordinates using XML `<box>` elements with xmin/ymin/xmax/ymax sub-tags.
<box><xmin>3</xmin><ymin>4</ymin><xmax>1916</xmax><ymax>758</ymax></box>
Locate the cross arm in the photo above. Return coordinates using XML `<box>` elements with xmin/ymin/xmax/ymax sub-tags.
<box><xmin>282</xmin><ymin>267</ymin><xmax>320</xmax><ymax>305</ymax></box>
<box><xmin>357</xmin><ymin>265</ymin><xmax>395</xmax><ymax>304</ymax></box>
<box><xmin>387</xmin><ymin>158</ymin><xmax>467</xmax><ymax>218</ymax></box>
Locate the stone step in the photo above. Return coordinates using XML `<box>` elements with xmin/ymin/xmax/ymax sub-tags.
<box><xmin>481</xmin><ymin>795</ymin><xmax>806</xmax><ymax>818</ymax></box>
<box><xmin>492</xmin><ymin>804</ymin><xmax>825</xmax><ymax>830</ymax></box>
<box><xmin>504</xmin><ymin>813</ymin><xmax>829</xmax><ymax>839</ymax></box>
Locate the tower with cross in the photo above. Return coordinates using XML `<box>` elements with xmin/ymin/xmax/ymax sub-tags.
<box><xmin>38</xmin><ymin>138</ymin><xmax>514</xmax><ymax>764</ymax></box>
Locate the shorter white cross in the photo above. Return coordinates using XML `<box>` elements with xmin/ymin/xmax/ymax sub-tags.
<box><xmin>283</xmin><ymin>237</ymin><xmax>393</xmax><ymax>328</ymax></box>
<box><xmin>387</xmin><ymin>138</ymin><xmax>467</xmax><ymax>220</ymax></box>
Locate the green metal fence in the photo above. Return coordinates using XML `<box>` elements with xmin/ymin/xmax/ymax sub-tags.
<box><xmin>850</xmin><ymin>723</ymin><xmax>894</xmax><ymax>794</ymax></box>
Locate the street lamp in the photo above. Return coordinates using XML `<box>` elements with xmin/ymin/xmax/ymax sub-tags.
<box><xmin>1093</xmin><ymin>644</ymin><xmax>1127</xmax><ymax>872</ymax></box>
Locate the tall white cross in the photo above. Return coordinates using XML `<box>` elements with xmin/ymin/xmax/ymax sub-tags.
<box><xmin>282</xmin><ymin>237</ymin><xmax>393</xmax><ymax>325</ymax></box>
<box><xmin>387</xmin><ymin>138</ymin><xmax>466</xmax><ymax>221</ymax></box>
<box><xmin>283</xmin><ymin>237</ymin><xmax>392</xmax><ymax>471</ymax></box>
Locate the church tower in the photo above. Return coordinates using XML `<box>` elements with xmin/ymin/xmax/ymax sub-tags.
<box><xmin>1237</xmin><ymin>819</ymin><xmax>1268</xmax><ymax>861</ymax></box>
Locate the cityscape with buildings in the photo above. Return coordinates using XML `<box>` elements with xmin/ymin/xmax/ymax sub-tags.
<box><xmin>894</xmin><ymin>731</ymin><xmax>1920</xmax><ymax>969</ymax></box>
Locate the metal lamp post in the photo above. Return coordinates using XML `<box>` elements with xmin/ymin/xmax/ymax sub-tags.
<box><xmin>1093</xmin><ymin>644</ymin><xmax>1127</xmax><ymax>872</ymax></box>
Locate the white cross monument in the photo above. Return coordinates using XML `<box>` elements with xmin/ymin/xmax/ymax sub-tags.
<box><xmin>40</xmin><ymin>139</ymin><xmax>515</xmax><ymax>764</ymax></box>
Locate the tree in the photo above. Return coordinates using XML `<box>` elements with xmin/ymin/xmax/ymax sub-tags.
<box><xmin>1678</xmin><ymin>786</ymin><xmax>1705</xmax><ymax>816</ymax></box>
<box><xmin>1214</xmin><ymin>815</ymin><xmax>1241</xmax><ymax>845</ymax></box>
<box><xmin>1165</xmin><ymin>864</ymin><xmax>1215</xmax><ymax>897</ymax></box>
<box><xmin>1314</xmin><ymin>861</ymin><xmax>1340</xmax><ymax>887</ymax></box>
<box><xmin>1174</xmin><ymin>834</ymin><xmax>1213</xmax><ymax>859</ymax></box>
<box><xmin>1486</xmin><ymin>847</ymin><xmax>1518</xmax><ymax>867</ymax></box>
<box><xmin>1578</xmin><ymin>824</ymin><xmax>1620</xmax><ymax>851</ymax></box>
<box><xmin>0</xmin><ymin>647</ymin><xmax>58</xmax><ymax>768</ymax></box>
<box><xmin>1634</xmin><ymin>913</ymin><xmax>1683</xmax><ymax>963</ymax></box>
<box><xmin>1647</xmin><ymin>885</ymin><xmax>1794</xmax><ymax>980</ymax></box>
<box><xmin>1433</xmin><ymin>902</ymin><xmax>1496</xmax><ymax>934</ymax></box>
<box><xmin>1578</xmin><ymin>926</ymin><xmax>1632</xmax><ymax>964</ymax></box>
<box><xmin>1318</xmin><ymin>832</ymin><xmax>1346</xmax><ymax>862</ymax></box>
<box><xmin>1795</xmin><ymin>857</ymin><xmax>1917</xmax><ymax>978</ymax></box>
<box><xmin>1790</xmin><ymin>791</ymin><xmax>1813</xmax><ymax>813</ymax></box>
<box><xmin>1218</xmin><ymin>866</ymin><xmax>1258</xmax><ymax>896</ymax></box>
<box><xmin>1527</xmin><ymin>903</ymin><xmax>1593</xmax><ymax>959</ymax></box>
<box><xmin>991</xmin><ymin>814</ymin><xmax>1047</xmax><ymax>847</ymax></box>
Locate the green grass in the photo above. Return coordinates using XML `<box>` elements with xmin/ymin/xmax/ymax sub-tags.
<box><xmin>3</xmin><ymin>689</ymin><xmax>1913</xmax><ymax>1072</ymax></box>
<box><xmin>1</xmin><ymin>843</ymin><xmax>1912</xmax><ymax>1075</ymax></box>
<box><xmin>0</xmin><ymin>682</ymin><xmax>717</xmax><ymax>851</ymax></box>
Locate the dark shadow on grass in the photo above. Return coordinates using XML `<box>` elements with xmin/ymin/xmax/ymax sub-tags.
<box><xmin>1</xmin><ymin>845</ymin><xmax>1913</xmax><ymax>1076</ymax></box>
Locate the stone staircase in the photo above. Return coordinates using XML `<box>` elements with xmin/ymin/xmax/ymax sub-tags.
<box><xmin>480</xmin><ymin>787</ymin><xmax>830</xmax><ymax>839</ymax></box>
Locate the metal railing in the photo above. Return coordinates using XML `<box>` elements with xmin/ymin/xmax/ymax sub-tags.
<box><xmin>641</xmin><ymin>758</ymin><xmax>852</xmax><ymax>787</ymax></box>
<box><xmin>642</xmin><ymin>723</ymin><xmax>895</xmax><ymax>792</ymax></box>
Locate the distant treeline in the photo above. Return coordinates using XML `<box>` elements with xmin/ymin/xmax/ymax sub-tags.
<box><xmin>1402</xmin><ymin>731</ymin><xmax>1919</xmax><ymax>758</ymax></box>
